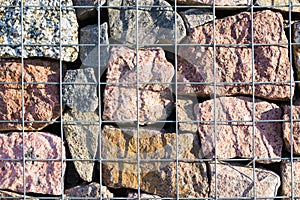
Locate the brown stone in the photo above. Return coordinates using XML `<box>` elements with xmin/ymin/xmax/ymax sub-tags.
<box><xmin>293</xmin><ymin>22</ymin><xmax>300</xmax><ymax>90</ymax></box>
<box><xmin>0</xmin><ymin>132</ymin><xmax>65</xmax><ymax>195</ymax></box>
<box><xmin>257</xmin><ymin>0</ymin><xmax>300</xmax><ymax>12</ymax></box>
<box><xmin>170</xmin><ymin>0</ymin><xmax>250</xmax><ymax>5</ymax></box>
<box><xmin>210</xmin><ymin>162</ymin><xmax>280</xmax><ymax>198</ymax></box>
<box><xmin>281</xmin><ymin>160</ymin><xmax>300</xmax><ymax>199</ymax></box>
<box><xmin>102</xmin><ymin>125</ymin><xmax>208</xmax><ymax>198</ymax></box>
<box><xmin>127</xmin><ymin>192</ymin><xmax>161</xmax><ymax>199</ymax></box>
<box><xmin>195</xmin><ymin>96</ymin><xmax>283</xmax><ymax>164</ymax></box>
<box><xmin>103</xmin><ymin>47</ymin><xmax>174</xmax><ymax>125</ymax></box>
<box><xmin>65</xmin><ymin>183</ymin><xmax>113</xmax><ymax>199</ymax></box>
<box><xmin>178</xmin><ymin>10</ymin><xmax>293</xmax><ymax>101</ymax></box>
<box><xmin>0</xmin><ymin>59</ymin><xmax>63</xmax><ymax>131</ymax></box>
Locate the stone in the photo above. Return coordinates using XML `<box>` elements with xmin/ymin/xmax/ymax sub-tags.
<box><xmin>293</xmin><ymin>22</ymin><xmax>300</xmax><ymax>89</ymax></box>
<box><xmin>63</xmin><ymin>109</ymin><xmax>99</xmax><ymax>182</ymax></box>
<box><xmin>0</xmin><ymin>132</ymin><xmax>65</xmax><ymax>195</ymax></box>
<box><xmin>256</xmin><ymin>0</ymin><xmax>300</xmax><ymax>12</ymax></box>
<box><xmin>0</xmin><ymin>190</ymin><xmax>37</xmax><ymax>200</ymax></box>
<box><xmin>80</xmin><ymin>23</ymin><xmax>109</xmax><ymax>80</ymax></box>
<box><xmin>210</xmin><ymin>162</ymin><xmax>280</xmax><ymax>198</ymax></box>
<box><xmin>128</xmin><ymin>192</ymin><xmax>161</xmax><ymax>199</ymax></box>
<box><xmin>0</xmin><ymin>59</ymin><xmax>62</xmax><ymax>131</ymax></box>
<box><xmin>281</xmin><ymin>160</ymin><xmax>300</xmax><ymax>199</ymax></box>
<box><xmin>0</xmin><ymin>0</ymin><xmax>78</xmax><ymax>62</ymax></box>
<box><xmin>65</xmin><ymin>183</ymin><xmax>113</xmax><ymax>199</ymax></box>
<box><xmin>178</xmin><ymin>10</ymin><xmax>293</xmax><ymax>101</ymax></box>
<box><xmin>195</xmin><ymin>96</ymin><xmax>283</xmax><ymax>164</ymax></box>
<box><xmin>102</xmin><ymin>125</ymin><xmax>208</xmax><ymax>198</ymax></box>
<box><xmin>63</xmin><ymin>68</ymin><xmax>98</xmax><ymax>112</ymax></box>
<box><xmin>108</xmin><ymin>0</ymin><xmax>186</xmax><ymax>44</ymax></box>
<box><xmin>103</xmin><ymin>46</ymin><xmax>174</xmax><ymax>125</ymax></box>
<box><xmin>177</xmin><ymin>96</ymin><xmax>198</xmax><ymax>133</ymax></box>
<box><xmin>282</xmin><ymin>99</ymin><xmax>300</xmax><ymax>155</ymax></box>
<box><xmin>73</xmin><ymin>0</ymin><xmax>106</xmax><ymax>21</ymax></box>
<box><xmin>170</xmin><ymin>0</ymin><xmax>250</xmax><ymax>5</ymax></box>
<box><xmin>179</xmin><ymin>9</ymin><xmax>214</xmax><ymax>33</ymax></box>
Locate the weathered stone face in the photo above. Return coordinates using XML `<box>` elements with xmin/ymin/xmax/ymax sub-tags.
<box><xmin>177</xmin><ymin>96</ymin><xmax>198</xmax><ymax>133</ymax></box>
<box><xmin>73</xmin><ymin>0</ymin><xmax>106</xmax><ymax>21</ymax></box>
<box><xmin>107</xmin><ymin>0</ymin><xmax>186</xmax><ymax>44</ymax></box>
<box><xmin>293</xmin><ymin>22</ymin><xmax>300</xmax><ymax>91</ymax></box>
<box><xmin>281</xmin><ymin>160</ymin><xmax>300</xmax><ymax>199</ymax></box>
<box><xmin>0</xmin><ymin>59</ymin><xmax>62</xmax><ymax>131</ymax></box>
<box><xmin>0</xmin><ymin>132</ymin><xmax>65</xmax><ymax>195</ymax></box>
<box><xmin>210</xmin><ymin>162</ymin><xmax>280</xmax><ymax>199</ymax></box>
<box><xmin>103</xmin><ymin>46</ymin><xmax>174</xmax><ymax>125</ymax></box>
<box><xmin>195</xmin><ymin>96</ymin><xmax>283</xmax><ymax>164</ymax></box>
<box><xmin>65</xmin><ymin>183</ymin><xmax>113</xmax><ymax>199</ymax></box>
<box><xmin>102</xmin><ymin>125</ymin><xmax>208</xmax><ymax>198</ymax></box>
<box><xmin>127</xmin><ymin>192</ymin><xmax>161</xmax><ymax>199</ymax></box>
<box><xmin>63</xmin><ymin>109</ymin><xmax>99</xmax><ymax>182</ymax></box>
<box><xmin>257</xmin><ymin>0</ymin><xmax>300</xmax><ymax>12</ymax></box>
<box><xmin>170</xmin><ymin>0</ymin><xmax>250</xmax><ymax>5</ymax></box>
<box><xmin>178</xmin><ymin>10</ymin><xmax>293</xmax><ymax>101</ymax></box>
<box><xmin>179</xmin><ymin>9</ymin><xmax>214</xmax><ymax>32</ymax></box>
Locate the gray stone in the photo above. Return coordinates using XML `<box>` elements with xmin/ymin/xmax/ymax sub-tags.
<box><xmin>177</xmin><ymin>96</ymin><xmax>198</xmax><ymax>133</ymax></box>
<box><xmin>256</xmin><ymin>0</ymin><xmax>300</xmax><ymax>12</ymax></box>
<box><xmin>108</xmin><ymin>0</ymin><xmax>186</xmax><ymax>44</ymax></box>
<box><xmin>73</xmin><ymin>0</ymin><xmax>106</xmax><ymax>21</ymax></box>
<box><xmin>65</xmin><ymin>183</ymin><xmax>113</xmax><ymax>199</ymax></box>
<box><xmin>0</xmin><ymin>190</ymin><xmax>37</xmax><ymax>199</ymax></box>
<box><xmin>0</xmin><ymin>0</ymin><xmax>78</xmax><ymax>62</ymax></box>
<box><xmin>179</xmin><ymin>9</ymin><xmax>214</xmax><ymax>32</ymax></box>
<box><xmin>281</xmin><ymin>160</ymin><xmax>300</xmax><ymax>199</ymax></box>
<box><xmin>63</xmin><ymin>109</ymin><xmax>99</xmax><ymax>182</ymax></box>
<box><xmin>170</xmin><ymin>0</ymin><xmax>250</xmax><ymax>5</ymax></box>
<box><xmin>210</xmin><ymin>162</ymin><xmax>280</xmax><ymax>199</ymax></box>
<box><xmin>80</xmin><ymin>23</ymin><xmax>109</xmax><ymax>80</ymax></box>
<box><xmin>63</xmin><ymin>68</ymin><xmax>98</xmax><ymax>112</ymax></box>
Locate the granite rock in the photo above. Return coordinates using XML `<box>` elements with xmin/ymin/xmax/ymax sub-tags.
<box><xmin>256</xmin><ymin>0</ymin><xmax>300</xmax><ymax>12</ymax></box>
<box><xmin>102</xmin><ymin>125</ymin><xmax>208</xmax><ymax>198</ymax></box>
<box><xmin>281</xmin><ymin>160</ymin><xmax>300</xmax><ymax>199</ymax></box>
<box><xmin>128</xmin><ymin>192</ymin><xmax>161</xmax><ymax>199</ymax></box>
<box><xmin>73</xmin><ymin>0</ymin><xmax>106</xmax><ymax>21</ymax></box>
<box><xmin>293</xmin><ymin>22</ymin><xmax>300</xmax><ymax>89</ymax></box>
<box><xmin>210</xmin><ymin>162</ymin><xmax>280</xmax><ymax>199</ymax></box>
<box><xmin>108</xmin><ymin>0</ymin><xmax>186</xmax><ymax>44</ymax></box>
<box><xmin>0</xmin><ymin>59</ymin><xmax>62</xmax><ymax>131</ymax></box>
<box><xmin>0</xmin><ymin>132</ymin><xmax>65</xmax><ymax>195</ymax></box>
<box><xmin>63</xmin><ymin>109</ymin><xmax>99</xmax><ymax>182</ymax></box>
<box><xmin>63</xmin><ymin>68</ymin><xmax>98</xmax><ymax>112</ymax></box>
<box><xmin>65</xmin><ymin>183</ymin><xmax>113</xmax><ymax>199</ymax></box>
<box><xmin>177</xmin><ymin>96</ymin><xmax>198</xmax><ymax>133</ymax></box>
<box><xmin>0</xmin><ymin>0</ymin><xmax>78</xmax><ymax>62</ymax></box>
<box><xmin>178</xmin><ymin>10</ymin><xmax>293</xmax><ymax>101</ymax></box>
<box><xmin>103</xmin><ymin>46</ymin><xmax>174</xmax><ymax>125</ymax></box>
<box><xmin>195</xmin><ymin>96</ymin><xmax>283</xmax><ymax>163</ymax></box>
<box><xmin>170</xmin><ymin>0</ymin><xmax>250</xmax><ymax>5</ymax></box>
<box><xmin>80</xmin><ymin>23</ymin><xmax>109</xmax><ymax>80</ymax></box>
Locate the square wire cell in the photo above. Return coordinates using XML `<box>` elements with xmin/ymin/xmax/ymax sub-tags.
<box><xmin>0</xmin><ymin>0</ymin><xmax>299</xmax><ymax>199</ymax></box>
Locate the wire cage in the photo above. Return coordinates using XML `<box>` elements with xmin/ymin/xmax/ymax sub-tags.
<box><xmin>0</xmin><ymin>0</ymin><xmax>299</xmax><ymax>199</ymax></box>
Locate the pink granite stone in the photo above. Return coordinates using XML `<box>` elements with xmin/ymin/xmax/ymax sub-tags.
<box><xmin>65</xmin><ymin>182</ymin><xmax>113</xmax><ymax>198</ymax></box>
<box><xmin>0</xmin><ymin>132</ymin><xmax>65</xmax><ymax>195</ymax></box>
<box><xmin>178</xmin><ymin>10</ymin><xmax>293</xmax><ymax>101</ymax></box>
<box><xmin>195</xmin><ymin>96</ymin><xmax>283</xmax><ymax>163</ymax></box>
<box><xmin>0</xmin><ymin>59</ymin><xmax>63</xmax><ymax>131</ymax></box>
<box><xmin>281</xmin><ymin>160</ymin><xmax>300</xmax><ymax>199</ymax></box>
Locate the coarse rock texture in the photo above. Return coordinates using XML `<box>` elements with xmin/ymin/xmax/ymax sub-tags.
<box><xmin>256</xmin><ymin>0</ymin><xmax>300</xmax><ymax>12</ymax></box>
<box><xmin>0</xmin><ymin>190</ymin><xmax>37</xmax><ymax>199</ymax></box>
<box><xmin>195</xmin><ymin>96</ymin><xmax>283</xmax><ymax>163</ymax></box>
<box><xmin>107</xmin><ymin>0</ymin><xmax>186</xmax><ymax>44</ymax></box>
<box><xmin>282</xmin><ymin>99</ymin><xmax>300</xmax><ymax>155</ymax></box>
<box><xmin>80</xmin><ymin>23</ymin><xmax>109</xmax><ymax>80</ymax></box>
<box><xmin>73</xmin><ymin>0</ymin><xmax>106</xmax><ymax>21</ymax></box>
<box><xmin>293</xmin><ymin>22</ymin><xmax>300</xmax><ymax>89</ymax></box>
<box><xmin>177</xmin><ymin>96</ymin><xmax>198</xmax><ymax>133</ymax></box>
<box><xmin>281</xmin><ymin>160</ymin><xmax>300</xmax><ymax>199</ymax></box>
<box><xmin>65</xmin><ymin>183</ymin><xmax>113</xmax><ymax>199</ymax></box>
<box><xmin>103</xmin><ymin>46</ymin><xmax>174</xmax><ymax>125</ymax></box>
<box><xmin>128</xmin><ymin>192</ymin><xmax>161</xmax><ymax>199</ymax></box>
<box><xmin>170</xmin><ymin>0</ymin><xmax>250</xmax><ymax>5</ymax></box>
<box><xmin>210</xmin><ymin>162</ymin><xmax>280</xmax><ymax>199</ymax></box>
<box><xmin>63</xmin><ymin>109</ymin><xmax>99</xmax><ymax>182</ymax></box>
<box><xmin>63</xmin><ymin>68</ymin><xmax>98</xmax><ymax>112</ymax></box>
<box><xmin>102</xmin><ymin>125</ymin><xmax>208</xmax><ymax>198</ymax></box>
<box><xmin>179</xmin><ymin>9</ymin><xmax>214</xmax><ymax>33</ymax></box>
<box><xmin>0</xmin><ymin>0</ymin><xmax>78</xmax><ymax>62</ymax></box>
<box><xmin>178</xmin><ymin>10</ymin><xmax>293</xmax><ymax>101</ymax></box>
<box><xmin>0</xmin><ymin>132</ymin><xmax>65</xmax><ymax>195</ymax></box>
<box><xmin>0</xmin><ymin>59</ymin><xmax>62</xmax><ymax>131</ymax></box>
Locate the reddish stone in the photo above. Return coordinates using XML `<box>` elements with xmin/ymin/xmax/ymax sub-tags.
<box><xmin>0</xmin><ymin>132</ymin><xmax>65</xmax><ymax>195</ymax></box>
<box><xmin>0</xmin><ymin>59</ymin><xmax>63</xmax><ymax>131</ymax></box>
<box><xmin>281</xmin><ymin>160</ymin><xmax>300</xmax><ymax>199</ymax></box>
<box><xmin>178</xmin><ymin>10</ymin><xmax>293</xmax><ymax>101</ymax></box>
<box><xmin>195</xmin><ymin>96</ymin><xmax>283</xmax><ymax>163</ymax></box>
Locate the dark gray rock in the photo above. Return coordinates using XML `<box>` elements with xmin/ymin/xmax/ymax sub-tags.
<box><xmin>179</xmin><ymin>9</ymin><xmax>214</xmax><ymax>32</ymax></box>
<box><xmin>73</xmin><ymin>0</ymin><xmax>106</xmax><ymax>21</ymax></box>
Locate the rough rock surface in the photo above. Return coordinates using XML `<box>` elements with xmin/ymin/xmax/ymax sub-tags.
<box><xmin>293</xmin><ymin>22</ymin><xmax>300</xmax><ymax>89</ymax></box>
<box><xmin>0</xmin><ymin>190</ymin><xmax>37</xmax><ymax>199</ymax></box>
<box><xmin>128</xmin><ymin>192</ymin><xmax>161</xmax><ymax>199</ymax></box>
<box><xmin>73</xmin><ymin>0</ymin><xmax>106</xmax><ymax>21</ymax></box>
<box><xmin>102</xmin><ymin>125</ymin><xmax>208</xmax><ymax>198</ymax></box>
<box><xmin>108</xmin><ymin>0</ymin><xmax>186</xmax><ymax>44</ymax></box>
<box><xmin>0</xmin><ymin>0</ymin><xmax>78</xmax><ymax>62</ymax></box>
<box><xmin>65</xmin><ymin>183</ymin><xmax>113</xmax><ymax>199</ymax></box>
<box><xmin>177</xmin><ymin>96</ymin><xmax>198</xmax><ymax>133</ymax></box>
<box><xmin>282</xmin><ymin>99</ymin><xmax>300</xmax><ymax>155</ymax></box>
<box><xmin>0</xmin><ymin>132</ymin><xmax>65</xmax><ymax>195</ymax></box>
<box><xmin>80</xmin><ymin>23</ymin><xmax>109</xmax><ymax>80</ymax></box>
<box><xmin>63</xmin><ymin>68</ymin><xmax>98</xmax><ymax>112</ymax></box>
<box><xmin>210</xmin><ymin>162</ymin><xmax>280</xmax><ymax>198</ymax></box>
<box><xmin>178</xmin><ymin>10</ymin><xmax>293</xmax><ymax>101</ymax></box>
<box><xmin>63</xmin><ymin>109</ymin><xmax>99</xmax><ymax>182</ymax></box>
<box><xmin>281</xmin><ymin>160</ymin><xmax>300</xmax><ymax>199</ymax></box>
<box><xmin>103</xmin><ymin>46</ymin><xmax>174</xmax><ymax>124</ymax></box>
<box><xmin>195</xmin><ymin>96</ymin><xmax>283</xmax><ymax>163</ymax></box>
<box><xmin>256</xmin><ymin>0</ymin><xmax>300</xmax><ymax>12</ymax></box>
<box><xmin>0</xmin><ymin>59</ymin><xmax>62</xmax><ymax>131</ymax></box>
<box><xmin>179</xmin><ymin>9</ymin><xmax>214</xmax><ymax>32</ymax></box>
<box><xmin>170</xmin><ymin>0</ymin><xmax>250</xmax><ymax>5</ymax></box>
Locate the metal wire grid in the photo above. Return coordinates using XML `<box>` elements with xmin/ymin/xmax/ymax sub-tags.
<box><xmin>0</xmin><ymin>0</ymin><xmax>299</xmax><ymax>199</ymax></box>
